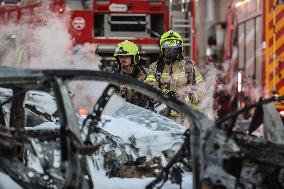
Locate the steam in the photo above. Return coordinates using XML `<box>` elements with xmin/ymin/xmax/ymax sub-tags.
<box><xmin>196</xmin><ymin>61</ymin><xmax>263</xmax><ymax>121</ymax></box>
<box><xmin>0</xmin><ymin>3</ymin><xmax>100</xmax><ymax>70</ymax></box>
<box><xmin>198</xmin><ymin>64</ymin><xmax>218</xmax><ymax>120</ymax></box>
<box><xmin>28</xmin><ymin>13</ymin><xmax>73</xmax><ymax>68</ymax></box>
<box><xmin>0</xmin><ymin>3</ymin><xmax>263</xmax><ymax>122</ymax></box>
<box><xmin>0</xmin><ymin>3</ymin><xmax>101</xmax><ymax>114</ymax></box>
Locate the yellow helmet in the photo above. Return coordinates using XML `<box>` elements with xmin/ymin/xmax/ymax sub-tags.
<box><xmin>160</xmin><ymin>30</ymin><xmax>183</xmax><ymax>50</ymax></box>
<box><xmin>114</xmin><ymin>40</ymin><xmax>140</xmax><ymax>65</ymax></box>
<box><xmin>159</xmin><ymin>30</ymin><xmax>183</xmax><ymax>60</ymax></box>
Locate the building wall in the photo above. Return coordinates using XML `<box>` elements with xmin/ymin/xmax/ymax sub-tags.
<box><xmin>196</xmin><ymin>0</ymin><xmax>227</xmax><ymax>67</ymax></box>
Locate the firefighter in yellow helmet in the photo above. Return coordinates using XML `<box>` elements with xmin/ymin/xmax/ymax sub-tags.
<box><xmin>145</xmin><ymin>30</ymin><xmax>203</xmax><ymax>123</ymax></box>
<box><xmin>114</xmin><ymin>40</ymin><xmax>149</xmax><ymax>107</ymax></box>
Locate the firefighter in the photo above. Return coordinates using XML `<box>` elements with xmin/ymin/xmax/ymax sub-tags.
<box><xmin>114</xmin><ymin>40</ymin><xmax>149</xmax><ymax>107</ymax></box>
<box><xmin>16</xmin><ymin>43</ymin><xmax>27</xmax><ymax>65</ymax></box>
<box><xmin>144</xmin><ymin>30</ymin><xmax>203</xmax><ymax>123</ymax></box>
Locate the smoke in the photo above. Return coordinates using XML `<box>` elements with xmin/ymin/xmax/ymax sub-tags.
<box><xmin>197</xmin><ymin>61</ymin><xmax>263</xmax><ymax>121</ymax></box>
<box><xmin>3</xmin><ymin>2</ymin><xmax>265</xmax><ymax>122</ymax></box>
<box><xmin>198</xmin><ymin>64</ymin><xmax>218</xmax><ymax>120</ymax></box>
<box><xmin>0</xmin><ymin>2</ymin><xmax>100</xmax><ymax>70</ymax></box>
<box><xmin>0</xmin><ymin>2</ymin><xmax>102</xmax><ymax>114</ymax></box>
<box><xmin>28</xmin><ymin>13</ymin><xmax>73</xmax><ymax>68</ymax></box>
<box><xmin>173</xmin><ymin>63</ymin><xmax>218</xmax><ymax>120</ymax></box>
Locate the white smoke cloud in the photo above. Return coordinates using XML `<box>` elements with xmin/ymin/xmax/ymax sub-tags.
<box><xmin>0</xmin><ymin>2</ymin><xmax>102</xmax><ymax>114</ymax></box>
<box><xmin>0</xmin><ymin>2</ymin><xmax>100</xmax><ymax>70</ymax></box>
<box><xmin>198</xmin><ymin>64</ymin><xmax>218</xmax><ymax>120</ymax></box>
<box><xmin>174</xmin><ymin>63</ymin><xmax>218</xmax><ymax>120</ymax></box>
<box><xmin>28</xmin><ymin>13</ymin><xmax>73</xmax><ymax>68</ymax></box>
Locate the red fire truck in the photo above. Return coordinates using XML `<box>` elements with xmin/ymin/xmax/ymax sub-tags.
<box><xmin>66</xmin><ymin>0</ymin><xmax>197</xmax><ymax>65</ymax></box>
<box><xmin>213</xmin><ymin>0</ymin><xmax>284</xmax><ymax>116</ymax></box>
<box><xmin>0</xmin><ymin>0</ymin><xmax>196</xmax><ymax>66</ymax></box>
<box><xmin>68</xmin><ymin>0</ymin><xmax>168</xmax><ymax>64</ymax></box>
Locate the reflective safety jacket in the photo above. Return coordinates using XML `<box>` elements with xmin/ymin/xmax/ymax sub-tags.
<box><xmin>145</xmin><ymin>58</ymin><xmax>203</xmax><ymax>124</ymax></box>
<box><xmin>16</xmin><ymin>44</ymin><xmax>28</xmax><ymax>65</ymax></box>
<box><xmin>118</xmin><ymin>66</ymin><xmax>150</xmax><ymax>107</ymax></box>
<box><xmin>146</xmin><ymin>58</ymin><xmax>203</xmax><ymax>100</ymax></box>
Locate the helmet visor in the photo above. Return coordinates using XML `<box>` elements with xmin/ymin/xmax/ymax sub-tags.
<box><xmin>161</xmin><ymin>40</ymin><xmax>182</xmax><ymax>48</ymax></box>
<box><xmin>162</xmin><ymin>46</ymin><xmax>180</xmax><ymax>60</ymax></box>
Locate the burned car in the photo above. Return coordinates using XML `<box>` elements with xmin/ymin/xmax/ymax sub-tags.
<box><xmin>1</xmin><ymin>68</ymin><xmax>282</xmax><ymax>189</ymax></box>
<box><xmin>0</xmin><ymin>68</ymin><xmax>205</xmax><ymax>189</ymax></box>
<box><xmin>192</xmin><ymin>96</ymin><xmax>284</xmax><ymax>189</ymax></box>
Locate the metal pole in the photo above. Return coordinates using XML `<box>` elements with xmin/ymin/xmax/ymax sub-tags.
<box><xmin>196</xmin><ymin>0</ymin><xmax>207</xmax><ymax>67</ymax></box>
<box><xmin>244</xmin><ymin>22</ymin><xmax>246</xmax><ymax>71</ymax></box>
<box><xmin>169</xmin><ymin>0</ymin><xmax>172</xmax><ymax>28</ymax></box>
<box><xmin>254</xmin><ymin>17</ymin><xmax>257</xmax><ymax>80</ymax></box>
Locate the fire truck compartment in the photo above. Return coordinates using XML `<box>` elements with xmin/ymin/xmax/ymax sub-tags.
<box><xmin>94</xmin><ymin>13</ymin><xmax>164</xmax><ymax>38</ymax></box>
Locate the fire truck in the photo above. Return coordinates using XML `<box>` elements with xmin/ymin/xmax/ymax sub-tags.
<box><xmin>0</xmin><ymin>0</ymin><xmax>196</xmax><ymax>66</ymax></box>
<box><xmin>67</xmin><ymin>0</ymin><xmax>196</xmax><ymax>66</ymax></box>
<box><xmin>263</xmin><ymin>0</ymin><xmax>284</xmax><ymax>114</ymax></box>
<box><xmin>214</xmin><ymin>0</ymin><xmax>284</xmax><ymax>115</ymax></box>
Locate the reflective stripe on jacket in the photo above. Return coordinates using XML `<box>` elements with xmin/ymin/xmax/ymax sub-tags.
<box><xmin>147</xmin><ymin>58</ymin><xmax>203</xmax><ymax>126</ymax></box>
<box><xmin>147</xmin><ymin>58</ymin><xmax>203</xmax><ymax>99</ymax></box>
<box><xmin>16</xmin><ymin>45</ymin><xmax>27</xmax><ymax>65</ymax></box>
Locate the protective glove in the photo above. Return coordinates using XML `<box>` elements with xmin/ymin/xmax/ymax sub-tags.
<box><xmin>162</xmin><ymin>88</ymin><xmax>176</xmax><ymax>97</ymax></box>
<box><xmin>170</xmin><ymin>109</ymin><xmax>178</xmax><ymax>117</ymax></box>
<box><xmin>120</xmin><ymin>86</ymin><xmax>128</xmax><ymax>97</ymax></box>
<box><xmin>188</xmin><ymin>92</ymin><xmax>199</xmax><ymax>104</ymax></box>
<box><xmin>144</xmin><ymin>75</ymin><xmax>157</xmax><ymax>88</ymax></box>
